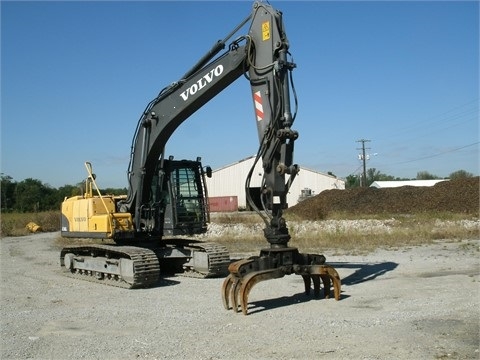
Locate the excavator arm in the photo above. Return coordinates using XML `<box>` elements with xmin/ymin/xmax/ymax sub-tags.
<box><xmin>245</xmin><ymin>2</ymin><xmax>300</xmax><ymax>246</ymax></box>
<box><xmin>121</xmin><ymin>2</ymin><xmax>299</xmax><ymax>247</ymax></box>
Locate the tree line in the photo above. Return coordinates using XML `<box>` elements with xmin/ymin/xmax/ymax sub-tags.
<box><xmin>0</xmin><ymin>175</ymin><xmax>127</xmax><ymax>213</ymax></box>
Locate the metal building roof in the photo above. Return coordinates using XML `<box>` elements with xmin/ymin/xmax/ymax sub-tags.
<box><xmin>370</xmin><ymin>179</ymin><xmax>448</xmax><ymax>188</ymax></box>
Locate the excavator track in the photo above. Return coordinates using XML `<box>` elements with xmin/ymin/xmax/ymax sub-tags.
<box><xmin>60</xmin><ymin>245</ymin><xmax>160</xmax><ymax>289</ymax></box>
<box><xmin>180</xmin><ymin>242</ymin><xmax>230</xmax><ymax>278</ymax></box>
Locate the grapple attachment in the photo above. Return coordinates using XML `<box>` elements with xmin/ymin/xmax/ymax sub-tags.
<box><xmin>221</xmin><ymin>247</ymin><xmax>341</xmax><ymax>315</ymax></box>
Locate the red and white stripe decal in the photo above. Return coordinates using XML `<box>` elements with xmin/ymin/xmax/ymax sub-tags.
<box><xmin>254</xmin><ymin>91</ymin><xmax>264</xmax><ymax>121</ymax></box>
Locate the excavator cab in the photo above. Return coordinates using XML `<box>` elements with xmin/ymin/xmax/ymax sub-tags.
<box><xmin>155</xmin><ymin>157</ymin><xmax>211</xmax><ymax>236</ymax></box>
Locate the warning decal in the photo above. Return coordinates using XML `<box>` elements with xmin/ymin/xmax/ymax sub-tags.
<box><xmin>254</xmin><ymin>91</ymin><xmax>264</xmax><ymax>121</ymax></box>
<box><xmin>262</xmin><ymin>21</ymin><xmax>270</xmax><ymax>41</ymax></box>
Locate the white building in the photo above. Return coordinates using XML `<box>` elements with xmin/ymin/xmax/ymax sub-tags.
<box><xmin>370</xmin><ymin>179</ymin><xmax>448</xmax><ymax>188</ymax></box>
<box><xmin>206</xmin><ymin>155</ymin><xmax>345</xmax><ymax>210</ymax></box>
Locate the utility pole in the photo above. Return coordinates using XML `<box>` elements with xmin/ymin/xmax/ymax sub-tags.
<box><xmin>356</xmin><ymin>139</ymin><xmax>371</xmax><ymax>187</ymax></box>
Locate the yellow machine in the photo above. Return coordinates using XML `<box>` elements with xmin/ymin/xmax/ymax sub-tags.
<box><xmin>61</xmin><ymin>164</ymin><xmax>133</xmax><ymax>239</ymax></box>
<box><xmin>61</xmin><ymin>194</ymin><xmax>133</xmax><ymax>237</ymax></box>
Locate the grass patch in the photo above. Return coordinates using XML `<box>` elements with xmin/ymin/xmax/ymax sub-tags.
<box><xmin>211</xmin><ymin>212</ymin><xmax>262</xmax><ymax>225</ymax></box>
<box><xmin>1</xmin><ymin>211</ymin><xmax>60</xmax><ymax>237</ymax></box>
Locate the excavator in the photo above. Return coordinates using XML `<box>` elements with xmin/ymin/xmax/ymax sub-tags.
<box><xmin>60</xmin><ymin>1</ymin><xmax>341</xmax><ymax>315</ymax></box>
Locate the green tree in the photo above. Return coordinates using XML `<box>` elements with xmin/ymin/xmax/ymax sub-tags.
<box><xmin>101</xmin><ymin>187</ymin><xmax>128</xmax><ymax>196</ymax></box>
<box><xmin>15</xmin><ymin>178</ymin><xmax>51</xmax><ymax>212</ymax></box>
<box><xmin>448</xmin><ymin>170</ymin><xmax>474</xmax><ymax>180</ymax></box>
<box><xmin>1</xmin><ymin>174</ymin><xmax>16</xmax><ymax>211</ymax></box>
<box><xmin>345</xmin><ymin>174</ymin><xmax>360</xmax><ymax>188</ymax></box>
<box><xmin>42</xmin><ymin>184</ymin><xmax>59</xmax><ymax>210</ymax></box>
<box><xmin>416</xmin><ymin>171</ymin><xmax>440</xmax><ymax>180</ymax></box>
<box><xmin>366</xmin><ymin>168</ymin><xmax>380</xmax><ymax>186</ymax></box>
<box><xmin>1</xmin><ymin>174</ymin><xmax>131</xmax><ymax>212</ymax></box>
<box><xmin>57</xmin><ymin>184</ymin><xmax>82</xmax><ymax>201</ymax></box>
<box><xmin>365</xmin><ymin>168</ymin><xmax>396</xmax><ymax>186</ymax></box>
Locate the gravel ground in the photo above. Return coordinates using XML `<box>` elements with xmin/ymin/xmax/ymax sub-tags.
<box><xmin>1</xmin><ymin>232</ymin><xmax>479</xmax><ymax>360</ymax></box>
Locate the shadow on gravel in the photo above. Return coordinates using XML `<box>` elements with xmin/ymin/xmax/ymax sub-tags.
<box><xmin>154</xmin><ymin>278</ymin><xmax>181</xmax><ymax>287</ymax></box>
<box><xmin>247</xmin><ymin>292</ymin><xmax>337</xmax><ymax>314</ymax></box>
<box><xmin>329</xmin><ymin>261</ymin><xmax>398</xmax><ymax>286</ymax></box>
<box><xmin>245</xmin><ymin>262</ymin><xmax>398</xmax><ymax>314</ymax></box>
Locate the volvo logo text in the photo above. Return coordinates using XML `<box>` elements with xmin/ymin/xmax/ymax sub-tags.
<box><xmin>180</xmin><ymin>65</ymin><xmax>224</xmax><ymax>101</ymax></box>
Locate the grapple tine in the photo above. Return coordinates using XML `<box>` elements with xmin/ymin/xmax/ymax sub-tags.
<box><xmin>302</xmin><ymin>275</ymin><xmax>311</xmax><ymax>295</ymax></box>
<box><xmin>221</xmin><ymin>274</ymin><xmax>235</xmax><ymax>310</ymax></box>
<box><xmin>230</xmin><ymin>278</ymin><xmax>243</xmax><ymax>313</ymax></box>
<box><xmin>324</xmin><ymin>265</ymin><xmax>341</xmax><ymax>301</ymax></box>
<box><xmin>319</xmin><ymin>274</ymin><xmax>331</xmax><ymax>298</ymax></box>
<box><xmin>239</xmin><ymin>268</ymin><xmax>285</xmax><ymax>315</ymax></box>
<box><xmin>311</xmin><ymin>274</ymin><xmax>321</xmax><ymax>297</ymax></box>
<box><xmin>308</xmin><ymin>265</ymin><xmax>341</xmax><ymax>300</ymax></box>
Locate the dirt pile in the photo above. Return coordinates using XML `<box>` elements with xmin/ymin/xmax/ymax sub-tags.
<box><xmin>286</xmin><ymin>177</ymin><xmax>480</xmax><ymax>220</ymax></box>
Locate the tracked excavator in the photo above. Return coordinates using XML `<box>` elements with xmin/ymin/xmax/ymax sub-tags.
<box><xmin>60</xmin><ymin>1</ymin><xmax>341</xmax><ymax>314</ymax></box>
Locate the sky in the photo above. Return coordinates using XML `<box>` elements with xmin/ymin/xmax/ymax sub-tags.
<box><xmin>1</xmin><ymin>0</ymin><xmax>478</xmax><ymax>189</ymax></box>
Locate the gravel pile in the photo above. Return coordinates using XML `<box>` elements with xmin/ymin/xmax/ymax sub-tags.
<box><xmin>286</xmin><ymin>177</ymin><xmax>479</xmax><ymax>220</ymax></box>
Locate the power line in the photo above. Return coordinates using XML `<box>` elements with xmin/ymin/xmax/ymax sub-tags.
<box><xmin>393</xmin><ymin>141</ymin><xmax>479</xmax><ymax>165</ymax></box>
<box><xmin>393</xmin><ymin>98</ymin><xmax>477</xmax><ymax>136</ymax></box>
<box><xmin>374</xmin><ymin>98</ymin><xmax>479</xmax><ymax>145</ymax></box>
